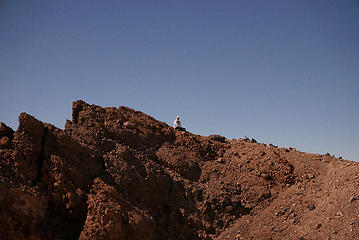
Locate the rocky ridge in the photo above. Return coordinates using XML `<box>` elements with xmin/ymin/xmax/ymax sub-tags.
<box><xmin>0</xmin><ymin>100</ymin><xmax>358</xmax><ymax>240</ymax></box>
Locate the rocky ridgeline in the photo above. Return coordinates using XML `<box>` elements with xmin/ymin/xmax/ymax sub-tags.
<box><xmin>1</xmin><ymin>100</ymin><xmax>358</xmax><ymax>240</ymax></box>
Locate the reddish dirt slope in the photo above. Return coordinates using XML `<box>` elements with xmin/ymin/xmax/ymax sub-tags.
<box><xmin>0</xmin><ymin>100</ymin><xmax>358</xmax><ymax>240</ymax></box>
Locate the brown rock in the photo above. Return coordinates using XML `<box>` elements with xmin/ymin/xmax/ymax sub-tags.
<box><xmin>349</xmin><ymin>196</ymin><xmax>357</xmax><ymax>203</ymax></box>
<box><xmin>0</xmin><ymin>122</ymin><xmax>14</xmax><ymax>139</ymax></box>
<box><xmin>308</xmin><ymin>203</ymin><xmax>315</xmax><ymax>210</ymax></box>
<box><xmin>79</xmin><ymin>178</ymin><xmax>156</xmax><ymax>240</ymax></box>
<box><xmin>0</xmin><ymin>136</ymin><xmax>10</xmax><ymax>147</ymax></box>
<box><xmin>209</xmin><ymin>134</ymin><xmax>226</xmax><ymax>143</ymax></box>
<box><xmin>1</xmin><ymin>100</ymin><xmax>359</xmax><ymax>240</ymax></box>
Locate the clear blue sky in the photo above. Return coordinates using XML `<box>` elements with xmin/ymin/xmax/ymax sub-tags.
<box><xmin>1</xmin><ymin>1</ymin><xmax>358</xmax><ymax>161</ymax></box>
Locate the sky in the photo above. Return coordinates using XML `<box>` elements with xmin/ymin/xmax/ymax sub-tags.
<box><xmin>0</xmin><ymin>1</ymin><xmax>358</xmax><ymax>161</ymax></box>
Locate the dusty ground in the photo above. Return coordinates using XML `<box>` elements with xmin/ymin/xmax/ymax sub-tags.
<box><xmin>0</xmin><ymin>100</ymin><xmax>358</xmax><ymax>239</ymax></box>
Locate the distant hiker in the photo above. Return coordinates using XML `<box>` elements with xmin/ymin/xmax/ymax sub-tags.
<box><xmin>173</xmin><ymin>116</ymin><xmax>186</xmax><ymax>131</ymax></box>
<box><xmin>173</xmin><ymin>116</ymin><xmax>181</xmax><ymax>128</ymax></box>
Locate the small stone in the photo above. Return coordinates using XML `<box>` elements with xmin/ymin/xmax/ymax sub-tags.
<box><xmin>335</xmin><ymin>211</ymin><xmax>343</xmax><ymax>217</ymax></box>
<box><xmin>307</xmin><ymin>173</ymin><xmax>315</xmax><ymax>179</ymax></box>
<box><xmin>292</xmin><ymin>218</ymin><xmax>300</xmax><ymax>225</ymax></box>
<box><xmin>0</xmin><ymin>136</ymin><xmax>10</xmax><ymax>147</ymax></box>
<box><xmin>289</xmin><ymin>211</ymin><xmax>297</xmax><ymax>218</ymax></box>
<box><xmin>349</xmin><ymin>196</ymin><xmax>356</xmax><ymax>203</ymax></box>
<box><xmin>308</xmin><ymin>203</ymin><xmax>315</xmax><ymax>211</ymax></box>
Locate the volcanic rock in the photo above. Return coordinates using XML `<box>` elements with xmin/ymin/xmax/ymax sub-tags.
<box><xmin>0</xmin><ymin>100</ymin><xmax>359</xmax><ymax>239</ymax></box>
<box><xmin>0</xmin><ymin>136</ymin><xmax>10</xmax><ymax>148</ymax></box>
<box><xmin>209</xmin><ymin>135</ymin><xmax>226</xmax><ymax>143</ymax></box>
<box><xmin>0</xmin><ymin>122</ymin><xmax>14</xmax><ymax>139</ymax></box>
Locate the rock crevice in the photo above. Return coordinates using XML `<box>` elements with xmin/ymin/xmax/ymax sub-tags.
<box><xmin>1</xmin><ymin>100</ymin><xmax>358</xmax><ymax>240</ymax></box>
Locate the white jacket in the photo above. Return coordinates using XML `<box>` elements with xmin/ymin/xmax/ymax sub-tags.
<box><xmin>173</xmin><ymin>117</ymin><xmax>181</xmax><ymax>128</ymax></box>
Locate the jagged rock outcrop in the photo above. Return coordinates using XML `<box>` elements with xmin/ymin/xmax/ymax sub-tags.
<box><xmin>0</xmin><ymin>100</ymin><xmax>358</xmax><ymax>239</ymax></box>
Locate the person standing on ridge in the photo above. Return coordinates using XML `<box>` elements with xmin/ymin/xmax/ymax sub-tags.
<box><xmin>173</xmin><ymin>116</ymin><xmax>186</xmax><ymax>131</ymax></box>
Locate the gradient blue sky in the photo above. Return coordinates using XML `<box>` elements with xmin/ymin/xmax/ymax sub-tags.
<box><xmin>1</xmin><ymin>1</ymin><xmax>358</xmax><ymax>161</ymax></box>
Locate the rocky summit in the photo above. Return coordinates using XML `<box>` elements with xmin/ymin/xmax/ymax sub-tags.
<box><xmin>1</xmin><ymin>100</ymin><xmax>359</xmax><ymax>240</ymax></box>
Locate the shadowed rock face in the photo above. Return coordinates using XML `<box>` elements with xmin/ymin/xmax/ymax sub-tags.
<box><xmin>1</xmin><ymin>100</ymin><xmax>359</xmax><ymax>240</ymax></box>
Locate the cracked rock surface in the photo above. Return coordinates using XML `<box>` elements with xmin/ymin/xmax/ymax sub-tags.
<box><xmin>1</xmin><ymin>100</ymin><xmax>359</xmax><ymax>240</ymax></box>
